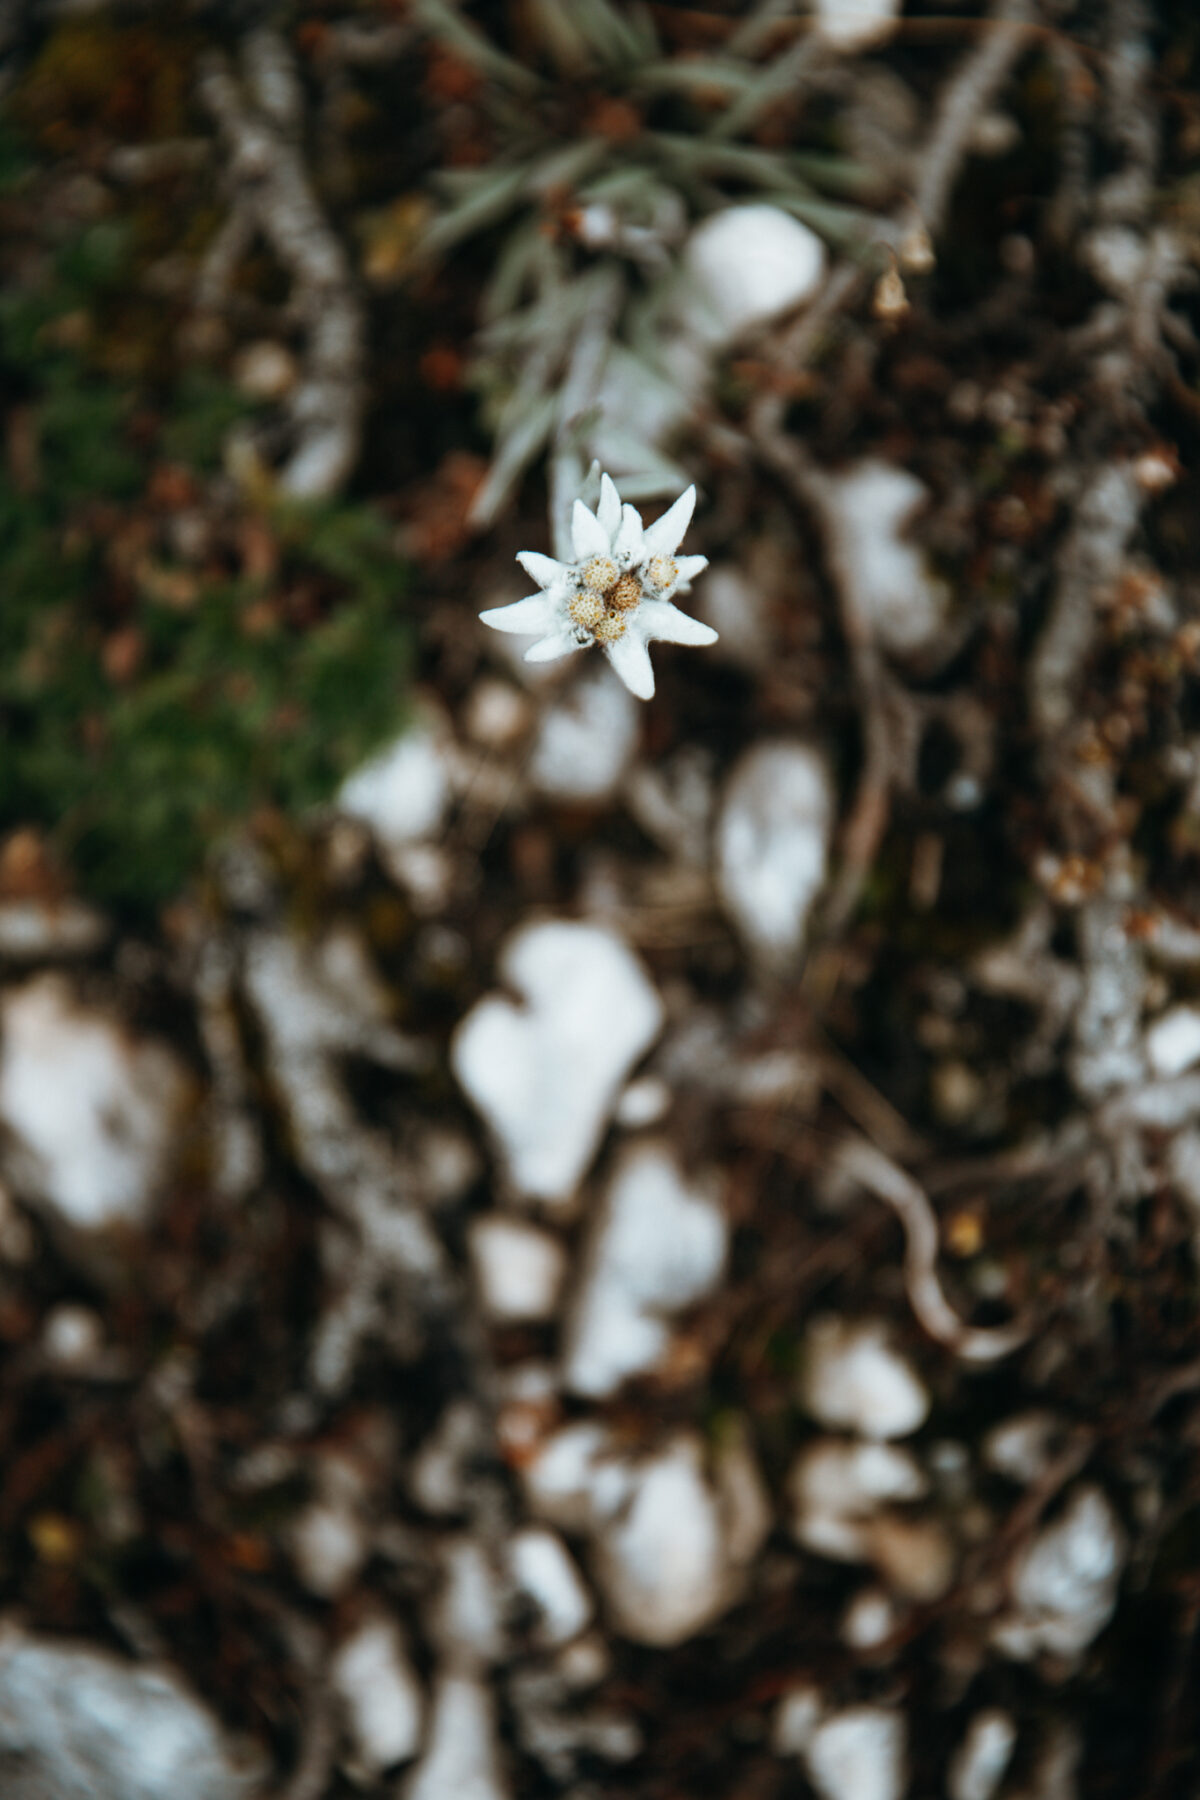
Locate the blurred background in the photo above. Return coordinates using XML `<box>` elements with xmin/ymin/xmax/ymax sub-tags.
<box><xmin>2</xmin><ymin>2</ymin><xmax>1200</xmax><ymax>1796</ymax></box>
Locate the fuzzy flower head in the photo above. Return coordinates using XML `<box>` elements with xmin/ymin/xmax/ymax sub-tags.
<box><xmin>479</xmin><ymin>474</ymin><xmax>717</xmax><ymax>700</ymax></box>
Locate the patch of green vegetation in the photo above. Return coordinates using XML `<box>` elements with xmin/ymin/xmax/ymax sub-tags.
<box><xmin>0</xmin><ymin>222</ymin><xmax>412</xmax><ymax>912</ymax></box>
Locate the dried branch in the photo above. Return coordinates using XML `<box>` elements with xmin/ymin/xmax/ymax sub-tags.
<box><xmin>197</xmin><ymin>26</ymin><xmax>365</xmax><ymax>499</ymax></box>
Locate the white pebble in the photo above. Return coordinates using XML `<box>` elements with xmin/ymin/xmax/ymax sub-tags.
<box><xmin>463</xmin><ymin>678</ymin><xmax>530</xmax><ymax>749</ymax></box>
<box><xmin>991</xmin><ymin>1485</ymin><xmax>1125</xmax><ymax>1661</ymax></box>
<box><xmin>772</xmin><ymin>1684</ymin><xmax>824</xmax><ymax>1757</ymax></box>
<box><xmin>338</xmin><ymin>707</ymin><xmax>452</xmax><ymax>849</ymax></box>
<box><xmin>332</xmin><ymin>1614</ymin><xmax>423</xmax><ymax>1775</ymax></box>
<box><xmin>682</xmin><ymin>205</ymin><xmax>826</xmax><ymax>346</ymax></box>
<box><xmin>805</xmin><ymin>1705</ymin><xmax>907</xmax><ymax>1800</ymax></box>
<box><xmin>404</xmin><ymin>1670</ymin><xmax>509</xmax><ymax>1800</ymax></box>
<box><xmin>982</xmin><ymin>1412</ymin><xmax>1065</xmax><ymax>1486</ymax></box>
<box><xmin>788</xmin><ymin>1439</ymin><xmax>927</xmax><ymax>1563</ymax></box>
<box><xmin>813</xmin><ymin>0</ymin><xmax>902</xmax><ymax>52</ymax></box>
<box><xmin>812</xmin><ymin>461</ymin><xmax>948</xmax><ymax>657</ymax></box>
<box><xmin>410</xmin><ymin>1401</ymin><xmax>479</xmax><ymax>1517</ymax></box>
<box><xmin>591</xmin><ymin>1433</ymin><xmax>740</xmax><ymax>1647</ymax></box>
<box><xmin>42</xmin><ymin>1304</ymin><xmax>104</xmax><ymax>1367</ymax></box>
<box><xmin>510</xmin><ymin>1527</ymin><xmax>594</xmax><ymax>1647</ymax></box>
<box><xmin>468</xmin><ymin>1215</ymin><xmax>566</xmax><ymax>1323</ymax></box>
<box><xmin>716</xmin><ymin>741</ymin><xmax>834</xmax><ymax>969</ymax></box>
<box><xmin>232</xmin><ymin>339</ymin><xmax>297</xmax><ymax>400</ymax></box>
<box><xmin>432</xmin><ymin>1538</ymin><xmax>502</xmax><ymax>1666</ymax></box>
<box><xmin>0</xmin><ymin>976</ymin><xmax>189</xmax><ymax>1234</ymax></box>
<box><xmin>614</xmin><ymin>1074</ymin><xmax>671</xmax><ymax>1129</ymax></box>
<box><xmin>522</xmin><ymin>1421</ymin><xmax>635</xmax><ymax>1532</ymax></box>
<box><xmin>563</xmin><ymin>1143</ymin><xmax>727</xmax><ymax>1398</ymax></box>
<box><xmin>451</xmin><ymin>921</ymin><xmax>664</xmax><ymax>1205</ymax></box>
<box><xmin>529</xmin><ymin>663</ymin><xmax>640</xmax><ymax>803</ymax></box>
<box><xmin>291</xmin><ymin>1500</ymin><xmax>367</xmax><ymax>1600</ymax></box>
<box><xmin>840</xmin><ymin>1585</ymin><xmax>899</xmax><ymax>1649</ymax></box>
<box><xmin>1146</xmin><ymin>1005</ymin><xmax>1200</xmax><ymax>1078</ymax></box>
<box><xmin>948</xmin><ymin>1710</ymin><xmax>1017</xmax><ymax>1800</ymax></box>
<box><xmin>800</xmin><ymin>1316</ymin><xmax>929</xmax><ymax>1440</ymax></box>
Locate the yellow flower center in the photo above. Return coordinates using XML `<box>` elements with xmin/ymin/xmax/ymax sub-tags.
<box><xmin>582</xmin><ymin>556</ymin><xmax>618</xmax><ymax>593</ymax></box>
<box><xmin>593</xmin><ymin>612</ymin><xmax>628</xmax><ymax>643</ymax></box>
<box><xmin>608</xmin><ymin>573</ymin><xmax>642</xmax><ymax>612</ymax></box>
<box><xmin>646</xmin><ymin>555</ymin><xmax>677</xmax><ymax>591</ymax></box>
<box><xmin>569</xmin><ymin>592</ymin><xmax>606</xmax><ymax>630</ymax></box>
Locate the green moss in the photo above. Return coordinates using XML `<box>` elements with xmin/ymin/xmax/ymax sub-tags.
<box><xmin>0</xmin><ymin>221</ymin><xmax>412</xmax><ymax>913</ymax></box>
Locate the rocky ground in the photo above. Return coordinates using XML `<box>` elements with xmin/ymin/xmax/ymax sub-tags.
<box><xmin>4</xmin><ymin>3</ymin><xmax>1200</xmax><ymax>1799</ymax></box>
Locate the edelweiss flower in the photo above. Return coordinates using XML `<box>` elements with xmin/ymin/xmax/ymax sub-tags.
<box><xmin>479</xmin><ymin>473</ymin><xmax>717</xmax><ymax>700</ymax></box>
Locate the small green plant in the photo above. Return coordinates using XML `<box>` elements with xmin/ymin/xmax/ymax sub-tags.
<box><xmin>0</xmin><ymin>219</ymin><xmax>411</xmax><ymax>912</ymax></box>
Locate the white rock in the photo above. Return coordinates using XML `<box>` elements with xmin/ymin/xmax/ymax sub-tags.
<box><xmin>522</xmin><ymin>1421</ymin><xmax>635</xmax><ymax>1532</ymax></box>
<box><xmin>0</xmin><ymin>1628</ymin><xmax>260</xmax><ymax>1800</ymax></box>
<box><xmin>331</xmin><ymin>1614</ymin><xmax>423</xmax><ymax>1776</ymax></box>
<box><xmin>591</xmin><ymin>1434</ymin><xmax>737</xmax><ymax>1647</ymax></box>
<box><xmin>563</xmin><ymin>1142</ymin><xmax>727</xmax><ymax>1398</ymax></box>
<box><xmin>0</xmin><ymin>975</ymin><xmax>189</xmax><ymax>1234</ymax></box>
<box><xmin>291</xmin><ymin>1450</ymin><xmax>371</xmax><ymax>1598</ymax></box>
<box><xmin>290</xmin><ymin>1498</ymin><xmax>367</xmax><ymax>1599</ymax></box>
<box><xmin>948</xmin><ymin>1709</ymin><xmax>1017</xmax><ymax>1800</ymax></box>
<box><xmin>451</xmin><ymin>921</ymin><xmax>664</xmax><ymax>1205</ymax></box>
<box><xmin>813</xmin><ymin>0</ymin><xmax>902</xmax><ymax>52</ymax></box>
<box><xmin>410</xmin><ymin>1400</ymin><xmax>479</xmax><ymax>1517</ymax></box>
<box><xmin>468</xmin><ymin>1215</ymin><xmax>567</xmax><ymax>1323</ymax></box>
<box><xmin>772</xmin><ymin>1684</ymin><xmax>824</xmax><ymax>1756</ymax></box>
<box><xmin>813</xmin><ymin>461</ymin><xmax>948</xmax><ymax>657</ymax></box>
<box><xmin>0</xmin><ymin>898</ymin><xmax>107</xmax><ymax>959</ymax></box>
<box><xmin>800</xmin><ymin>1316</ymin><xmax>929</xmax><ymax>1440</ymax></box>
<box><xmin>529</xmin><ymin>663</ymin><xmax>640</xmax><ymax>803</ymax></box>
<box><xmin>338</xmin><ymin>707</ymin><xmax>452</xmax><ymax>849</ymax></box>
<box><xmin>232</xmin><ymin>339</ymin><xmax>297</xmax><ymax>400</ymax></box>
<box><xmin>841</xmin><ymin>1584</ymin><xmax>899</xmax><ymax>1649</ymax></box>
<box><xmin>433</xmin><ymin>1537</ymin><xmax>503</xmax><ymax>1666</ymax></box>
<box><xmin>982</xmin><ymin>1412</ymin><xmax>1065</xmax><ymax>1486</ymax></box>
<box><xmin>867</xmin><ymin>1510</ymin><xmax>956</xmax><ymax>1602</ymax></box>
<box><xmin>681</xmin><ymin>205</ymin><xmax>826</xmax><ymax>347</ymax></box>
<box><xmin>805</xmin><ymin>1706</ymin><xmax>907</xmax><ymax>1800</ymax></box>
<box><xmin>463</xmin><ymin>678</ymin><xmax>531</xmax><ymax>749</ymax></box>
<box><xmin>991</xmin><ymin>1485</ymin><xmax>1125</xmax><ymax>1661</ymax></box>
<box><xmin>404</xmin><ymin>1670</ymin><xmax>509</xmax><ymax>1800</ymax></box>
<box><xmin>788</xmin><ymin>1439</ymin><xmax>927</xmax><ymax>1563</ymax></box>
<box><xmin>511</xmin><ymin>1527</ymin><xmax>594</xmax><ymax>1647</ymax></box>
<box><xmin>1146</xmin><ymin>1005</ymin><xmax>1200</xmax><ymax>1078</ymax></box>
<box><xmin>697</xmin><ymin>564</ymin><xmax>771</xmax><ymax>669</ymax></box>
<box><xmin>42</xmin><ymin>1303</ymin><xmax>104</xmax><ymax>1367</ymax></box>
<box><xmin>715</xmin><ymin>742</ymin><xmax>833</xmax><ymax>969</ymax></box>
<box><xmin>614</xmin><ymin>1074</ymin><xmax>672</xmax><ymax>1129</ymax></box>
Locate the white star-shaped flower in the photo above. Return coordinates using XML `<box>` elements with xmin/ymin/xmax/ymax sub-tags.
<box><xmin>479</xmin><ymin>473</ymin><xmax>717</xmax><ymax>700</ymax></box>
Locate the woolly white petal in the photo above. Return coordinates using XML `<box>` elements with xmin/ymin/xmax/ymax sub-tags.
<box><xmin>675</xmin><ymin>554</ymin><xmax>709</xmax><ymax>587</ymax></box>
<box><xmin>638</xmin><ymin>600</ymin><xmax>719</xmax><ymax>646</ymax></box>
<box><xmin>480</xmin><ymin>595</ymin><xmax>561</xmax><ymax>635</ymax></box>
<box><xmin>606</xmin><ymin>631</ymin><xmax>656</xmax><ymax>700</ymax></box>
<box><xmin>614</xmin><ymin>503</ymin><xmax>645</xmax><ymax>563</ymax></box>
<box><xmin>572</xmin><ymin>499</ymin><xmax>610</xmax><ymax>561</ymax></box>
<box><xmin>517</xmin><ymin>549</ymin><xmax>570</xmax><ymax>591</ymax></box>
<box><xmin>597</xmin><ymin>473</ymin><xmax>622</xmax><ymax>542</ymax></box>
<box><xmin>641</xmin><ymin>485</ymin><xmax>696</xmax><ymax>558</ymax></box>
<box><xmin>524</xmin><ymin>629</ymin><xmax>586</xmax><ymax>664</ymax></box>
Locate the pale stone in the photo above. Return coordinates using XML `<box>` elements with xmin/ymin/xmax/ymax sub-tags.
<box><xmin>338</xmin><ymin>707</ymin><xmax>452</xmax><ymax>848</ymax></box>
<box><xmin>800</xmin><ymin>1316</ymin><xmax>929</xmax><ymax>1440</ymax></box>
<box><xmin>0</xmin><ymin>976</ymin><xmax>189</xmax><ymax>1234</ymax></box>
<box><xmin>814</xmin><ymin>0</ymin><xmax>902</xmax><ymax>52</ymax></box>
<box><xmin>948</xmin><ymin>1710</ymin><xmax>1017</xmax><ymax>1800</ymax></box>
<box><xmin>841</xmin><ymin>1585</ymin><xmax>899</xmax><ymax>1649</ymax></box>
<box><xmin>806</xmin><ymin>1706</ymin><xmax>906</xmax><ymax>1800</ymax></box>
<box><xmin>1146</xmin><ymin>1005</ymin><xmax>1200</xmax><ymax>1078</ymax></box>
<box><xmin>716</xmin><ymin>741</ymin><xmax>834</xmax><ymax>969</ymax></box>
<box><xmin>814</xmin><ymin>461</ymin><xmax>948</xmax><ymax>657</ymax></box>
<box><xmin>788</xmin><ymin>1439</ymin><xmax>927</xmax><ymax>1563</ymax></box>
<box><xmin>510</xmin><ymin>1527</ymin><xmax>594</xmax><ymax>1647</ymax></box>
<box><xmin>682</xmin><ymin>205</ymin><xmax>826</xmax><ymax>346</ymax></box>
<box><xmin>451</xmin><ymin>921</ymin><xmax>664</xmax><ymax>1204</ymax></box>
<box><xmin>0</xmin><ymin>1629</ymin><xmax>260</xmax><ymax>1800</ymax></box>
<box><xmin>468</xmin><ymin>1215</ymin><xmax>567</xmax><ymax>1323</ymax></box>
<box><xmin>529</xmin><ymin>662</ymin><xmax>640</xmax><ymax>803</ymax></box>
<box><xmin>991</xmin><ymin>1486</ymin><xmax>1125</xmax><ymax>1661</ymax></box>
<box><xmin>404</xmin><ymin>1671</ymin><xmax>509</xmax><ymax>1800</ymax></box>
<box><xmin>563</xmin><ymin>1143</ymin><xmax>727</xmax><ymax>1398</ymax></box>
<box><xmin>332</xmin><ymin>1614</ymin><xmax>423</xmax><ymax>1776</ymax></box>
